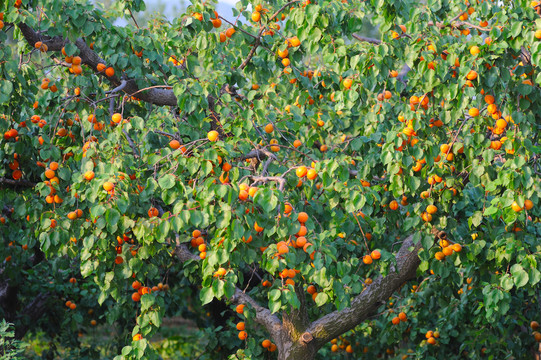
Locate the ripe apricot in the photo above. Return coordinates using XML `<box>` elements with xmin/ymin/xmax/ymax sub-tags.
<box><xmin>296</xmin><ymin>166</ymin><xmax>307</xmax><ymax>178</ymax></box>
<box><xmin>468</xmin><ymin>108</ymin><xmax>479</xmax><ymax>117</ymax></box>
<box><xmin>511</xmin><ymin>201</ymin><xmax>522</xmax><ymax>212</ymax></box>
<box><xmin>226</xmin><ymin>27</ymin><xmax>235</xmax><ymax>37</ymax></box>
<box><xmin>306</xmin><ymin>169</ymin><xmax>317</xmax><ymax>180</ymax></box>
<box><xmin>105</xmin><ymin>67</ymin><xmax>115</xmax><ymax>77</ymax></box>
<box><xmin>297</xmin><ymin>212</ymin><xmax>308</xmax><ymax>223</ymax></box>
<box><xmin>442</xmin><ymin>246</ymin><xmax>453</xmax><ymax>256</ymax></box>
<box><xmin>236</xmin><ymin>304</ymin><xmax>245</xmax><ymax>314</ymax></box>
<box><xmin>371</xmin><ymin>250</ymin><xmax>381</xmax><ymax>260</ymax></box>
<box><xmin>363</xmin><ymin>255</ymin><xmax>373</xmax><ymax>265</ymax></box>
<box><xmin>112</xmin><ymin>113</ymin><xmax>122</xmax><ymax>123</ymax></box>
<box><xmin>466</xmin><ymin>70</ymin><xmax>478</xmax><ymax>80</ymax></box>
<box><xmin>207</xmin><ymin>130</ymin><xmax>219</xmax><ymax>142</ymax></box>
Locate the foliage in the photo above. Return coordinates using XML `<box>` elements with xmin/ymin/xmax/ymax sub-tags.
<box><xmin>1</xmin><ymin>0</ymin><xmax>541</xmax><ymax>359</ymax></box>
<box><xmin>0</xmin><ymin>320</ymin><xmax>28</xmax><ymax>360</ymax></box>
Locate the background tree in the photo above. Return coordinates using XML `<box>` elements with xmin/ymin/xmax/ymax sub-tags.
<box><xmin>1</xmin><ymin>0</ymin><xmax>541</xmax><ymax>359</ymax></box>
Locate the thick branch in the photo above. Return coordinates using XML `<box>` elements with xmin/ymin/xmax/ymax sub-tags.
<box><xmin>230</xmin><ymin>288</ymin><xmax>283</xmax><ymax>340</ymax></box>
<box><xmin>14</xmin><ymin>292</ymin><xmax>51</xmax><ymax>339</ymax></box>
<box><xmin>17</xmin><ymin>23</ymin><xmax>177</xmax><ymax>107</ymax></box>
<box><xmin>172</xmin><ymin>241</ymin><xmax>283</xmax><ymax>338</ymax></box>
<box><xmin>0</xmin><ymin>177</ymin><xmax>36</xmax><ymax>189</ymax></box>
<box><xmin>306</xmin><ymin>234</ymin><xmax>422</xmax><ymax>348</ymax></box>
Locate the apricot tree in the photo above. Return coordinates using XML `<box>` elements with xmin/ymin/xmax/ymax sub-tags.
<box><xmin>1</xmin><ymin>0</ymin><xmax>541</xmax><ymax>359</ymax></box>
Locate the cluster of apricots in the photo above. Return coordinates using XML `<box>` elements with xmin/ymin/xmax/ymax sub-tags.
<box><xmin>169</xmin><ymin>139</ymin><xmax>187</xmax><ymax>154</ymax></box>
<box><xmin>531</xmin><ymin>321</ymin><xmax>541</xmax><ymax>342</ymax></box>
<box><xmin>192</xmin><ymin>10</ymin><xmax>222</xmax><ymax>28</ymax></box>
<box><xmin>457</xmin><ymin>277</ymin><xmax>474</xmax><ymax>295</ymax></box>
<box><xmin>131</xmin><ymin>280</ymin><xmax>169</xmax><ymax>302</ymax></box>
<box><xmin>5</xmin><ymin>152</ymin><xmax>22</xmax><ymax>180</ymax></box>
<box><xmin>261</xmin><ymin>338</ymin><xmax>277</xmax><ymax>352</ymax></box>
<box><xmin>391</xmin><ymin>311</ymin><xmax>408</xmax><ymax>325</ymax></box>
<box><xmin>219</xmin><ymin>27</ymin><xmax>235</xmax><ymax>43</ymax></box>
<box><xmin>362</xmin><ymin>249</ymin><xmax>381</xmax><ymax>265</ymax></box>
<box><xmin>424</xmin><ymin>330</ymin><xmax>440</xmax><ymax>346</ymax></box>
<box><xmin>190</xmin><ymin>230</ymin><xmax>208</xmax><ymax>259</ymax></box>
<box><xmin>238</xmin><ymin>183</ymin><xmax>258</xmax><ymax>201</ymax></box>
<box><xmin>434</xmin><ymin>237</ymin><xmax>462</xmax><ymax>261</ymax></box>
<box><xmin>272</xmin><ymin>211</ymin><xmax>314</xmax><ymax>259</ymax></box>
<box><xmin>330</xmin><ymin>336</ymin><xmax>354</xmax><ymax>353</ymax></box>
<box><xmin>65</xmin><ymin>300</ymin><xmax>77</xmax><ymax>310</ymax></box>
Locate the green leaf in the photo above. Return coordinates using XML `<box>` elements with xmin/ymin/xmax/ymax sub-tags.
<box><xmin>200</xmin><ymin>287</ymin><xmax>214</xmax><ymax>305</ymax></box>
<box><xmin>511</xmin><ymin>264</ymin><xmax>529</xmax><ymax>288</ymax></box>
<box><xmin>158</xmin><ymin>174</ymin><xmax>176</xmax><ymax>190</ymax></box>
<box><xmin>314</xmin><ymin>292</ymin><xmax>328</xmax><ymax>307</ymax></box>
<box><xmin>140</xmin><ymin>294</ymin><xmax>155</xmax><ymax>312</ymax></box>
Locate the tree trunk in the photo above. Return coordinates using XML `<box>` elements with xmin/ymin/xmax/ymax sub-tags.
<box><xmin>277</xmin><ymin>339</ymin><xmax>318</xmax><ymax>360</ymax></box>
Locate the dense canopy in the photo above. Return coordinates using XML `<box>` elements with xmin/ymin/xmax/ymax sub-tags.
<box><xmin>1</xmin><ymin>0</ymin><xmax>541</xmax><ymax>359</ymax></box>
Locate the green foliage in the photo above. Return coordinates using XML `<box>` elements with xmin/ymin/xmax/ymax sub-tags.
<box><xmin>1</xmin><ymin>0</ymin><xmax>541</xmax><ymax>358</ymax></box>
<box><xmin>0</xmin><ymin>321</ymin><xmax>27</xmax><ymax>360</ymax></box>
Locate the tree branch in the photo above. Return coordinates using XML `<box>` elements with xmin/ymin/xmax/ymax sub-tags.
<box><xmin>17</xmin><ymin>23</ymin><xmax>177</xmax><ymax>107</ymax></box>
<box><xmin>172</xmin><ymin>241</ymin><xmax>283</xmax><ymax>338</ymax></box>
<box><xmin>305</xmin><ymin>234</ymin><xmax>422</xmax><ymax>348</ymax></box>
<box><xmin>352</xmin><ymin>34</ymin><xmax>381</xmax><ymax>44</ymax></box>
<box><xmin>14</xmin><ymin>292</ymin><xmax>51</xmax><ymax>340</ymax></box>
<box><xmin>230</xmin><ymin>288</ymin><xmax>283</xmax><ymax>340</ymax></box>
<box><xmin>0</xmin><ymin>177</ymin><xmax>37</xmax><ymax>189</ymax></box>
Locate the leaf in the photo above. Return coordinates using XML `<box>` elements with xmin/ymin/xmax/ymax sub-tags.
<box><xmin>269</xmin><ymin>289</ymin><xmax>281</xmax><ymax>301</ymax></box>
<box><xmin>0</xmin><ymin>79</ymin><xmax>13</xmax><ymax>103</ymax></box>
<box><xmin>315</xmin><ymin>292</ymin><xmax>328</xmax><ymax>307</ymax></box>
<box><xmin>269</xmin><ymin>298</ymin><xmax>281</xmax><ymax>313</ymax></box>
<box><xmin>105</xmin><ymin>208</ymin><xmax>120</xmax><ymax>232</ymax></box>
<box><xmin>511</xmin><ymin>264</ymin><xmax>529</xmax><ymax>288</ymax></box>
<box><xmin>200</xmin><ymin>287</ymin><xmax>214</xmax><ymax>305</ymax></box>
<box><xmin>469</xmin><ymin>211</ymin><xmax>483</xmax><ymax>228</ymax></box>
<box><xmin>140</xmin><ymin>294</ymin><xmax>154</xmax><ymax>311</ymax></box>
<box><xmin>158</xmin><ymin>174</ymin><xmax>176</xmax><ymax>190</ymax></box>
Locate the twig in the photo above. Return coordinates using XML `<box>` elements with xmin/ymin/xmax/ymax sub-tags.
<box><xmin>250</xmin><ymin>175</ymin><xmax>286</xmax><ymax>191</ymax></box>
<box><xmin>352</xmin><ymin>34</ymin><xmax>381</xmax><ymax>44</ymax></box>
<box><xmin>219</xmin><ymin>16</ymin><xmax>257</xmax><ymax>39</ymax></box>
<box><xmin>122</xmin><ymin>129</ymin><xmax>140</xmax><ymax>158</ymax></box>
<box><xmin>128</xmin><ymin>8</ymin><xmax>140</xmax><ymax>29</ymax></box>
